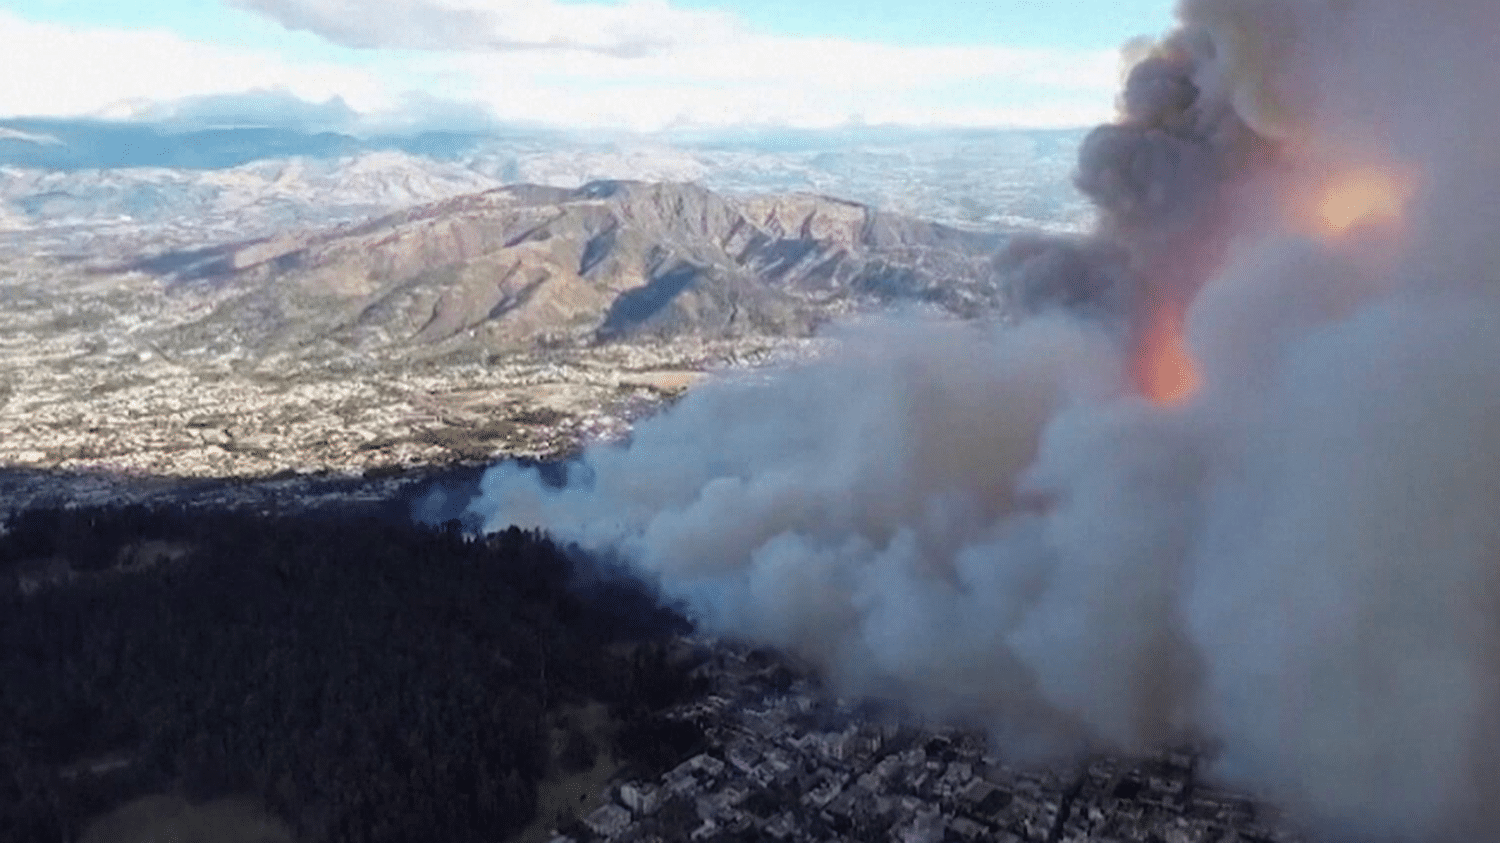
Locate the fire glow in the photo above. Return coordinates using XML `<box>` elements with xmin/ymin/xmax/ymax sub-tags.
<box><xmin>1129</xmin><ymin>163</ymin><xmax>1412</xmax><ymax>406</ymax></box>
<box><xmin>1319</xmin><ymin>168</ymin><xmax>1408</xmax><ymax>233</ymax></box>
<box><xmin>1133</xmin><ymin>305</ymin><xmax>1200</xmax><ymax>405</ymax></box>
<box><xmin>1297</xmin><ymin>164</ymin><xmax>1414</xmax><ymax>240</ymax></box>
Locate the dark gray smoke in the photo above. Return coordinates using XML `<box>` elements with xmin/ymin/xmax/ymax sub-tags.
<box><xmin>448</xmin><ymin>2</ymin><xmax>1500</xmax><ymax>839</ymax></box>
<box><xmin>1006</xmin><ymin>17</ymin><xmax>1274</xmax><ymax>362</ymax></box>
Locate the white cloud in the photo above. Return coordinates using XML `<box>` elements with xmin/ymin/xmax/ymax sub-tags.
<box><xmin>230</xmin><ymin>0</ymin><xmax>743</xmax><ymax>54</ymax></box>
<box><xmin>444</xmin><ymin>37</ymin><xmax>1120</xmax><ymax>130</ymax></box>
<box><xmin>0</xmin><ymin>6</ymin><xmax>1120</xmax><ymax>131</ymax></box>
<box><xmin>0</xmin><ymin>11</ymin><xmax>392</xmax><ymax>118</ymax></box>
<box><xmin>226</xmin><ymin>0</ymin><xmax>1121</xmax><ymax>129</ymax></box>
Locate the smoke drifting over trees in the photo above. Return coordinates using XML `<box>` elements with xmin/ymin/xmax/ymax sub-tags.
<box><xmin>449</xmin><ymin>1</ymin><xmax>1500</xmax><ymax>839</ymax></box>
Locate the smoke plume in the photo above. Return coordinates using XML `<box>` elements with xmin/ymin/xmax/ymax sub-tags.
<box><xmin>441</xmin><ymin>1</ymin><xmax>1500</xmax><ymax>838</ymax></box>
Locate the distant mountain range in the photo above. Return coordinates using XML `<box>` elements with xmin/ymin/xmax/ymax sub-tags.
<box><xmin>0</xmin><ymin>119</ymin><xmax>1091</xmax><ymax>251</ymax></box>
<box><xmin>0</xmin><ymin>117</ymin><xmax>487</xmax><ymax>170</ymax></box>
<box><xmin>131</xmin><ymin>179</ymin><xmax>1009</xmax><ymax>360</ymax></box>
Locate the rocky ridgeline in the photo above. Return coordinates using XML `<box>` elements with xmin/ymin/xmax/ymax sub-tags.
<box><xmin>130</xmin><ymin>179</ymin><xmax>1007</xmax><ymax>356</ymax></box>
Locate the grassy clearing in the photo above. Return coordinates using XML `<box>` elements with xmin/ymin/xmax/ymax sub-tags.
<box><xmin>82</xmin><ymin>794</ymin><xmax>293</xmax><ymax>843</ymax></box>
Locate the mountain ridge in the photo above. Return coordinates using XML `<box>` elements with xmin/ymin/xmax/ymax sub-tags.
<box><xmin>134</xmin><ymin>179</ymin><xmax>1009</xmax><ymax>361</ymax></box>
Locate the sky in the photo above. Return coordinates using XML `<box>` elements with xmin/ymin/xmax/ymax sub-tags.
<box><xmin>0</xmin><ymin>0</ymin><xmax>1178</xmax><ymax>132</ymax></box>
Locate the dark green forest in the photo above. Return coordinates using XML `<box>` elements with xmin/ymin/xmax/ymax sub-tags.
<box><xmin>0</xmin><ymin>506</ymin><xmax>707</xmax><ymax>842</ymax></box>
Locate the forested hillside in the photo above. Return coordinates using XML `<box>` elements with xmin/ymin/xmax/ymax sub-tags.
<box><xmin>0</xmin><ymin>508</ymin><xmax>704</xmax><ymax>842</ymax></box>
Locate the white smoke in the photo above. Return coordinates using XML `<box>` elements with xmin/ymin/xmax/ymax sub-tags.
<box><xmin>448</xmin><ymin>1</ymin><xmax>1500</xmax><ymax>839</ymax></box>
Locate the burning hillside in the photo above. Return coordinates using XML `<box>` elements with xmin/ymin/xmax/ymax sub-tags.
<box><xmin>440</xmin><ymin>1</ymin><xmax>1500</xmax><ymax>840</ymax></box>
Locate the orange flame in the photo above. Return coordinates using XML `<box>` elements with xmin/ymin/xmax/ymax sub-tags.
<box><xmin>1133</xmin><ymin>305</ymin><xmax>1200</xmax><ymax>405</ymax></box>
<box><xmin>1122</xmin><ymin>161</ymin><xmax>1410</xmax><ymax>406</ymax></box>
<box><xmin>1319</xmin><ymin>168</ymin><xmax>1408</xmax><ymax>234</ymax></box>
<box><xmin>1294</xmin><ymin>165</ymin><xmax>1414</xmax><ymax>240</ymax></box>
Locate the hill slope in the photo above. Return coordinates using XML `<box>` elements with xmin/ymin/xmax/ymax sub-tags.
<box><xmin>138</xmin><ymin>179</ymin><xmax>1008</xmax><ymax>361</ymax></box>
